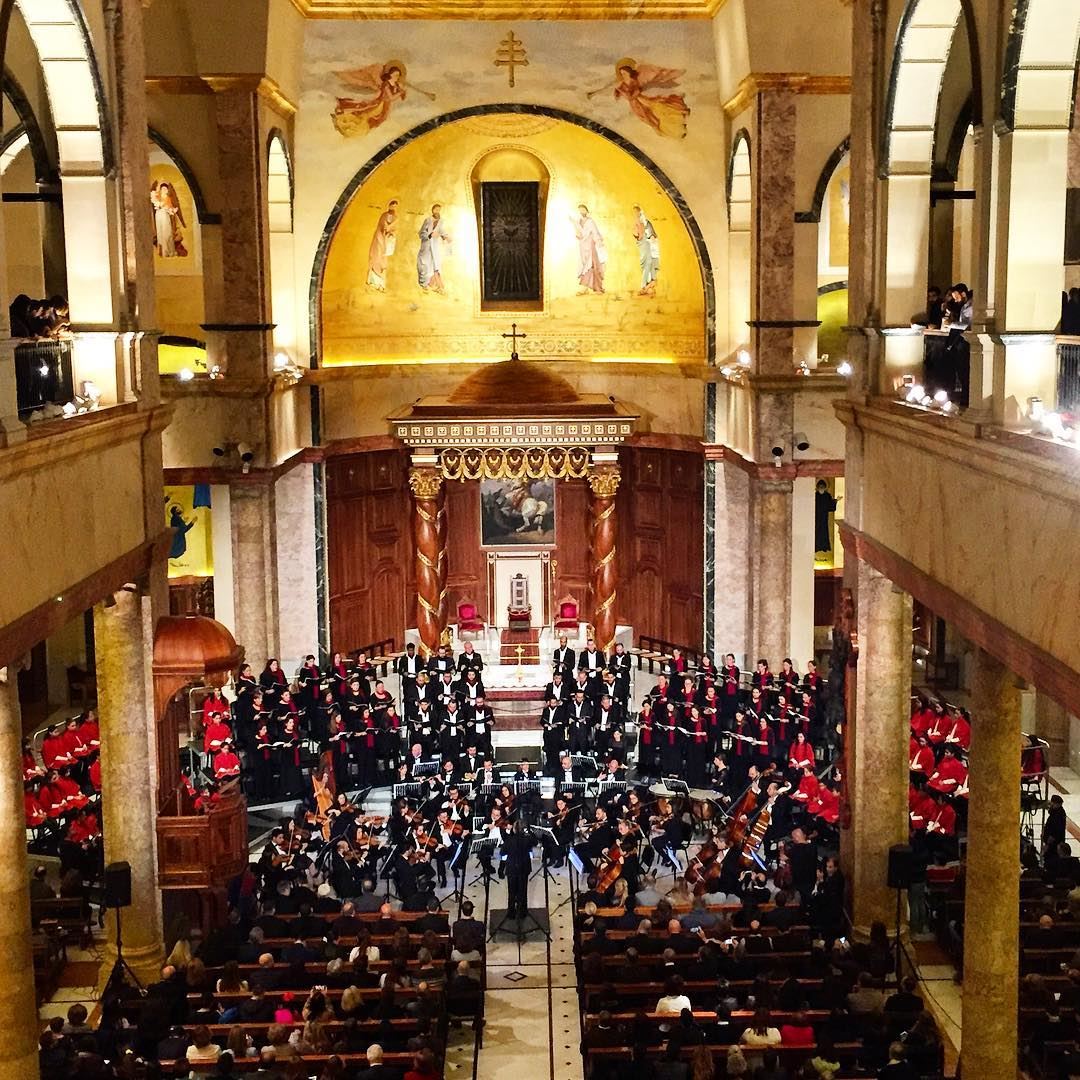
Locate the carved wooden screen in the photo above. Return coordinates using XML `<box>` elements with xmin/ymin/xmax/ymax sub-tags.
<box><xmin>480</xmin><ymin>181</ymin><xmax>541</xmax><ymax>305</ymax></box>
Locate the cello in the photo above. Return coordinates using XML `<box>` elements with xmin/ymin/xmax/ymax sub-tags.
<box><xmin>596</xmin><ymin>840</ymin><xmax>625</xmax><ymax>893</ymax></box>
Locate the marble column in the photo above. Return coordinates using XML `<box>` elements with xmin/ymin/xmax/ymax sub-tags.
<box><xmin>231</xmin><ymin>484</ymin><xmax>276</xmax><ymax>671</ymax></box>
<box><xmin>961</xmin><ymin>647</ymin><xmax>1021</xmax><ymax>1078</ymax></box>
<box><xmin>0</xmin><ymin>666</ymin><xmax>40</xmax><ymax>1078</ymax></box>
<box><xmin>848</xmin><ymin>560</ymin><xmax>911</xmax><ymax>933</ymax></box>
<box><xmin>750</xmin><ymin>475</ymin><xmax>792</xmax><ymax>665</ymax></box>
<box><xmin>436</xmin><ymin>484</ymin><xmax>449</xmax><ymax>631</ymax></box>
<box><xmin>588</xmin><ymin>465</ymin><xmax>621</xmax><ymax>654</ymax></box>
<box><xmin>94</xmin><ymin>586</ymin><xmax>166</xmax><ymax>989</ymax></box>
<box><xmin>750</xmin><ymin>89</ymin><xmax>797</xmax><ymax>376</ymax></box>
<box><xmin>408</xmin><ymin>466</ymin><xmax>445</xmax><ymax>654</ymax></box>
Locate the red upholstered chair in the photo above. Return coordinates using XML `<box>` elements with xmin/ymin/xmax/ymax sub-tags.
<box><xmin>456</xmin><ymin>600</ymin><xmax>485</xmax><ymax>635</ymax></box>
<box><xmin>553</xmin><ymin>595</ymin><xmax>579</xmax><ymax>632</ymax></box>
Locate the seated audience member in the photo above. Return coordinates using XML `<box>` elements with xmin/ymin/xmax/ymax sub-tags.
<box><xmin>655</xmin><ymin>974</ymin><xmax>692</xmax><ymax>1015</ymax></box>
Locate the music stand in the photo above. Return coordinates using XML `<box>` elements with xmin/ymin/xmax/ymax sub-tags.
<box><xmin>467</xmin><ymin>835</ymin><xmax>499</xmax><ymax>890</ymax></box>
<box><xmin>377</xmin><ymin>843</ymin><xmax>400</xmax><ymax>903</ymax></box>
<box><xmin>445</xmin><ymin>837</ymin><xmax>470</xmax><ymax>913</ymax></box>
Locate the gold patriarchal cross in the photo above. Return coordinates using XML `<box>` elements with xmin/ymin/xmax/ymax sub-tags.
<box><xmin>502</xmin><ymin>321</ymin><xmax>527</xmax><ymax>361</ymax></box>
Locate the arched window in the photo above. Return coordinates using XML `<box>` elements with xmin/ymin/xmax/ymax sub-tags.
<box><xmin>267</xmin><ymin>132</ymin><xmax>297</xmax><ymax>362</ymax></box>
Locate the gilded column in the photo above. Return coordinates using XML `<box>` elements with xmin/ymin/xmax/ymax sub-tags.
<box><xmin>94</xmin><ymin>585</ymin><xmax>165</xmax><ymax>989</ymax></box>
<box><xmin>436</xmin><ymin>483</ymin><xmax>449</xmax><ymax>633</ymax></box>
<box><xmin>961</xmin><ymin>647</ymin><xmax>1021</xmax><ymax>1078</ymax></box>
<box><xmin>0</xmin><ymin>666</ymin><xmax>39</xmax><ymax>1079</ymax></box>
<box><xmin>409</xmin><ymin>466</ymin><xmax>445</xmax><ymax>654</ymax></box>
<box><xmin>848</xmin><ymin>560</ymin><xmax>911</xmax><ymax>933</ymax></box>
<box><xmin>588</xmin><ymin>465</ymin><xmax>621</xmax><ymax>654</ymax></box>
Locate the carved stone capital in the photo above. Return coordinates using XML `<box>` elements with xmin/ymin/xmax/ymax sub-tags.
<box><xmin>408</xmin><ymin>466</ymin><xmax>443</xmax><ymax>501</ymax></box>
<box><xmin>587</xmin><ymin>465</ymin><xmax>621</xmax><ymax>499</ymax></box>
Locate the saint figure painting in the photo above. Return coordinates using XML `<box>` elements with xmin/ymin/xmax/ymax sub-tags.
<box><xmin>151</xmin><ymin>181</ymin><xmax>187</xmax><ymax>258</ymax></box>
<box><xmin>632</xmin><ymin>205</ymin><xmax>659</xmax><ymax>295</ymax></box>
<box><xmin>417</xmin><ymin>204</ymin><xmax>451</xmax><ymax>293</ymax></box>
<box><xmin>572</xmin><ymin>205</ymin><xmax>606</xmax><ymax>295</ymax></box>
<box><xmin>367</xmin><ymin>199</ymin><xmax>399</xmax><ymax>290</ymax></box>
<box><xmin>589</xmin><ymin>58</ymin><xmax>690</xmax><ymax>139</ymax></box>
<box><xmin>331</xmin><ymin>61</ymin><xmax>435</xmax><ymax>138</ymax></box>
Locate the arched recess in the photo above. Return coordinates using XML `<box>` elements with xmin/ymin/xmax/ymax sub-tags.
<box><xmin>726</xmin><ymin>129</ymin><xmax>751</xmax><ymax>357</ymax></box>
<box><xmin>0</xmin><ymin>0</ymin><xmax>114</xmax><ymax>328</ymax></box>
<box><xmin>1</xmin><ymin>66</ymin><xmax>62</xmax><ymax>300</ymax></box>
<box><xmin>148</xmin><ymin>129</ymin><xmax>206</xmax><ymax>354</ymax></box>
<box><xmin>308</xmin><ymin>104</ymin><xmax>714</xmax><ymax>370</ymax></box>
<box><xmin>878</xmin><ymin>0</ymin><xmax>980</xmax><ymax>348</ymax></box>
<box><xmin>267</xmin><ymin>130</ymin><xmax>296</xmax><ymax>363</ymax></box>
<box><xmin>806</xmin><ymin>139</ymin><xmax>851</xmax><ymax>357</ymax></box>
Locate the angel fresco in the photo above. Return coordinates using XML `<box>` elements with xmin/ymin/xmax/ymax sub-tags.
<box><xmin>331</xmin><ymin>60</ymin><xmax>436</xmax><ymax>138</ymax></box>
<box><xmin>588</xmin><ymin>58</ymin><xmax>690</xmax><ymax>139</ymax></box>
<box><xmin>150</xmin><ymin>181</ymin><xmax>187</xmax><ymax>258</ymax></box>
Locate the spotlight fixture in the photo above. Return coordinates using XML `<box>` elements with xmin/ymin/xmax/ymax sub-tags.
<box><xmin>771</xmin><ymin>444</ymin><xmax>785</xmax><ymax>468</ymax></box>
<box><xmin>177</xmin><ymin>367</ymin><xmax>195</xmax><ymax>382</ymax></box>
<box><xmin>736</xmin><ymin>349</ymin><xmax>751</xmax><ymax>368</ymax></box>
<box><xmin>836</xmin><ymin>360</ymin><xmax>853</xmax><ymax>377</ymax></box>
<box><xmin>1027</xmin><ymin>396</ymin><xmax>1044</xmax><ymax>423</ymax></box>
<box><xmin>794</xmin><ymin>432</ymin><xmax>810</xmax><ymax>452</ymax></box>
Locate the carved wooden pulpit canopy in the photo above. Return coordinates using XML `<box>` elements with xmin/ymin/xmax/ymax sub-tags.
<box><xmin>152</xmin><ymin>615</ymin><xmax>247</xmax><ymax>926</ymax></box>
<box><xmin>390</xmin><ymin>353</ymin><xmax>638</xmax><ymax>654</ymax></box>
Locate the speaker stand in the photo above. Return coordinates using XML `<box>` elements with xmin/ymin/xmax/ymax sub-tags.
<box><xmin>100</xmin><ymin>905</ymin><xmax>143</xmax><ymax>1001</ymax></box>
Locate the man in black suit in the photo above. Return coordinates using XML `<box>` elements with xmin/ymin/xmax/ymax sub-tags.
<box><xmin>553</xmin><ymin>634</ymin><xmax>576</xmax><ymax>677</ymax></box>
<box><xmin>502</xmin><ymin>821</ymin><xmax>536</xmax><ymax>919</ymax></box>
<box><xmin>457</xmin><ymin>641</ymin><xmax>484</xmax><ymax>674</ymax></box>
<box><xmin>567</xmin><ymin>689</ymin><xmax>593</xmax><ymax>753</ymax></box>
<box><xmin>607</xmin><ymin>642</ymin><xmax>632</xmax><ymax>705</ymax></box>
<box><xmin>395</xmin><ymin>643</ymin><xmax>423</xmax><ymax>702</ymax></box>
<box><xmin>556</xmin><ymin>753</ymin><xmax>581</xmax><ymax>792</ymax></box>
<box><xmin>427</xmin><ymin>644</ymin><xmax>454</xmax><ymax>678</ymax></box>
<box><xmin>544</xmin><ymin>670</ymin><xmax>571</xmax><ymax>704</ymax></box>
<box><xmin>456</xmin><ymin>744</ymin><xmax>483</xmax><ymax>782</ymax></box>
<box><xmin>578</xmin><ymin>637</ymin><xmax>606</xmax><ymax>693</ymax></box>
<box><xmin>355</xmin><ymin>1042</ymin><xmax>403</xmax><ymax>1080</ymax></box>
<box><xmin>452</xmin><ymin>900</ymin><xmax>485</xmax><ymax>958</ymax></box>
<box><xmin>540</xmin><ymin>695</ymin><xmax>567</xmax><ymax>775</ymax></box>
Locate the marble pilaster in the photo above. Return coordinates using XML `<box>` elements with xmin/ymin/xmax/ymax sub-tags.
<box><xmin>0</xmin><ymin>667</ymin><xmax>41</xmax><ymax>1079</ymax></box>
<box><xmin>750</xmin><ymin>476</ymin><xmax>792</xmax><ymax>665</ymax></box>
<box><xmin>750</xmin><ymin>89</ymin><xmax>797</xmax><ymax>377</ymax></box>
<box><xmin>274</xmin><ymin>465</ymin><xmax>319</xmax><ymax>670</ymax></box>
<box><xmin>94</xmin><ymin>586</ymin><xmax>166</xmax><ymax>989</ymax></box>
<box><xmin>961</xmin><ymin>647</ymin><xmax>1021</xmax><ymax>1079</ymax></box>
<box><xmin>712</xmin><ymin>460</ymin><xmax>751</xmax><ymax>658</ymax></box>
<box><xmin>231</xmin><ymin>484</ymin><xmax>276</xmax><ymax>670</ymax></box>
<box><xmin>209</xmin><ymin>89</ymin><xmax>273</xmax><ymax>380</ymax></box>
<box><xmin>849</xmin><ymin>560</ymin><xmax>911</xmax><ymax>933</ymax></box>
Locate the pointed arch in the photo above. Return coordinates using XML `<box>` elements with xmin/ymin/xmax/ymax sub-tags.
<box><xmin>727</xmin><ymin>128</ymin><xmax>751</xmax><ymax>230</ymax></box>
<box><xmin>149</xmin><ymin>128</ymin><xmax>217</xmax><ymax>225</ymax></box>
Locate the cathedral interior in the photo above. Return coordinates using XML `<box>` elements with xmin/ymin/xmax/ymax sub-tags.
<box><xmin>2</xmin><ymin>0</ymin><xmax>1080</xmax><ymax>1077</ymax></box>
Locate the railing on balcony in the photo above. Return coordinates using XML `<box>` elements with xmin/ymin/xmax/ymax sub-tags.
<box><xmin>922</xmin><ymin>328</ymin><xmax>970</xmax><ymax>408</ymax></box>
<box><xmin>14</xmin><ymin>338</ymin><xmax>73</xmax><ymax>419</ymax></box>
<box><xmin>1056</xmin><ymin>337</ymin><xmax>1080</xmax><ymax>413</ymax></box>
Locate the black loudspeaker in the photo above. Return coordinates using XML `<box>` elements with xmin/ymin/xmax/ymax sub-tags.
<box><xmin>103</xmin><ymin>861</ymin><xmax>132</xmax><ymax>909</ymax></box>
<box><xmin>887</xmin><ymin>843</ymin><xmax>914</xmax><ymax>889</ymax></box>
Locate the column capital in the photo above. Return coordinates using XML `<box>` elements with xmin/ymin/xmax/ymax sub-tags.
<box><xmin>587</xmin><ymin>464</ymin><xmax>621</xmax><ymax>498</ymax></box>
<box><xmin>408</xmin><ymin>466</ymin><xmax>444</xmax><ymax>501</ymax></box>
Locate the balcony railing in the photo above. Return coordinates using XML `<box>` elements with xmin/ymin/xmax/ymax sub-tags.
<box><xmin>1056</xmin><ymin>337</ymin><xmax>1080</xmax><ymax>413</ymax></box>
<box><xmin>14</xmin><ymin>338</ymin><xmax>74</xmax><ymax>419</ymax></box>
<box><xmin>921</xmin><ymin>328</ymin><xmax>969</xmax><ymax>409</ymax></box>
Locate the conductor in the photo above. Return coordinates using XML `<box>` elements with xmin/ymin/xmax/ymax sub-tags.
<box><xmin>502</xmin><ymin>820</ymin><xmax>536</xmax><ymax>920</ymax></box>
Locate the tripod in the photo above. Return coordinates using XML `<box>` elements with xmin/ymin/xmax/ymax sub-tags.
<box><xmin>99</xmin><ymin>904</ymin><xmax>142</xmax><ymax>1002</ymax></box>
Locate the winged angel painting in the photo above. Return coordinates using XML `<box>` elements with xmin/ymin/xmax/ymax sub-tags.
<box><xmin>588</xmin><ymin>58</ymin><xmax>691</xmax><ymax>139</ymax></box>
<box><xmin>331</xmin><ymin>61</ymin><xmax>436</xmax><ymax>138</ymax></box>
